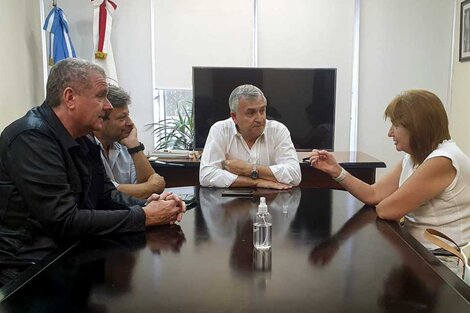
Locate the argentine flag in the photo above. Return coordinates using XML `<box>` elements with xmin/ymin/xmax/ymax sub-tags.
<box><xmin>43</xmin><ymin>7</ymin><xmax>77</xmax><ymax>65</ymax></box>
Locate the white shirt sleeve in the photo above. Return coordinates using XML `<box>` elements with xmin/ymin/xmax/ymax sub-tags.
<box><xmin>268</xmin><ymin>125</ymin><xmax>302</xmax><ymax>186</ymax></box>
<box><xmin>199</xmin><ymin>123</ymin><xmax>238</xmax><ymax>187</ymax></box>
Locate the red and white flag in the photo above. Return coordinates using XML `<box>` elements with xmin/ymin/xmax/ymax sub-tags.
<box><xmin>91</xmin><ymin>0</ymin><xmax>118</xmax><ymax>82</ymax></box>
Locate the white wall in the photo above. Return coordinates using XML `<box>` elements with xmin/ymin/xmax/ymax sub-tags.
<box><xmin>450</xmin><ymin>0</ymin><xmax>470</xmax><ymax>155</ymax></box>
<box><xmin>154</xmin><ymin>0</ymin><xmax>254</xmax><ymax>89</ymax></box>
<box><xmin>257</xmin><ymin>0</ymin><xmax>355</xmax><ymax>151</ymax></box>
<box><xmin>358</xmin><ymin>0</ymin><xmax>454</xmax><ymax>174</ymax></box>
<box><xmin>0</xmin><ymin>0</ymin><xmax>44</xmax><ymax>131</ymax></box>
<box><xmin>41</xmin><ymin>0</ymin><xmax>155</xmax><ymax>151</ymax></box>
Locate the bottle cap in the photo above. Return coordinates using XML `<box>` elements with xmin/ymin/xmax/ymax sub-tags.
<box><xmin>258</xmin><ymin>197</ymin><xmax>268</xmax><ymax>213</ymax></box>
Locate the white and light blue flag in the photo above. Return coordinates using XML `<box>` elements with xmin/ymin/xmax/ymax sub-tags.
<box><xmin>43</xmin><ymin>7</ymin><xmax>77</xmax><ymax>65</ymax></box>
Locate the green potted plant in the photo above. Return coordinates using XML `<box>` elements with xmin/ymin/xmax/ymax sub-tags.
<box><xmin>151</xmin><ymin>104</ymin><xmax>194</xmax><ymax>150</ymax></box>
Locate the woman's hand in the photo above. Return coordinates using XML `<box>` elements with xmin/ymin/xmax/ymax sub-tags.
<box><xmin>307</xmin><ymin>149</ymin><xmax>342</xmax><ymax>178</ymax></box>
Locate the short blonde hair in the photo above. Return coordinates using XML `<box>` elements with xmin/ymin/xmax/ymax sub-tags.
<box><xmin>384</xmin><ymin>90</ymin><xmax>450</xmax><ymax>165</ymax></box>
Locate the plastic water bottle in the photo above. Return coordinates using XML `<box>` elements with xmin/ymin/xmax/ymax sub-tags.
<box><xmin>253</xmin><ymin>197</ymin><xmax>272</xmax><ymax>250</ymax></box>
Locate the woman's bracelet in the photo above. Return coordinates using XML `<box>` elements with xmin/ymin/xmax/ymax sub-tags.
<box><xmin>333</xmin><ymin>167</ymin><xmax>347</xmax><ymax>183</ymax></box>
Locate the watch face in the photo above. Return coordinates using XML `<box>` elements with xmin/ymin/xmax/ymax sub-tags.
<box><xmin>250</xmin><ymin>170</ymin><xmax>258</xmax><ymax>179</ymax></box>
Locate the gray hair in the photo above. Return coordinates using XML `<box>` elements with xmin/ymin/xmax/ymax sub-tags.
<box><xmin>45</xmin><ymin>58</ymin><xmax>106</xmax><ymax>107</ymax></box>
<box><xmin>107</xmin><ymin>84</ymin><xmax>131</xmax><ymax>109</ymax></box>
<box><xmin>103</xmin><ymin>84</ymin><xmax>131</xmax><ymax>119</ymax></box>
<box><xmin>228</xmin><ymin>84</ymin><xmax>266</xmax><ymax>113</ymax></box>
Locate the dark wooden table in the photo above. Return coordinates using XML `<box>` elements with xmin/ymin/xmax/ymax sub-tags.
<box><xmin>152</xmin><ymin>151</ymin><xmax>386</xmax><ymax>188</ymax></box>
<box><xmin>1</xmin><ymin>187</ymin><xmax>469</xmax><ymax>312</ymax></box>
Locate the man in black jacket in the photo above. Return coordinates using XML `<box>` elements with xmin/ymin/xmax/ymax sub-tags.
<box><xmin>0</xmin><ymin>58</ymin><xmax>185</xmax><ymax>266</ymax></box>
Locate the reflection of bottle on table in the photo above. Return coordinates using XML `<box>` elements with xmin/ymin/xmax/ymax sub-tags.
<box><xmin>253</xmin><ymin>248</ymin><xmax>272</xmax><ymax>271</ymax></box>
<box><xmin>253</xmin><ymin>247</ymin><xmax>272</xmax><ymax>294</ymax></box>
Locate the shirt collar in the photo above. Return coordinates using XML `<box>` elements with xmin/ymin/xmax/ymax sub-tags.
<box><xmin>92</xmin><ymin>136</ymin><xmax>123</xmax><ymax>152</ymax></box>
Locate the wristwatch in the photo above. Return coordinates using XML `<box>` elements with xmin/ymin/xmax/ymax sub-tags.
<box><xmin>250</xmin><ymin>164</ymin><xmax>258</xmax><ymax>180</ymax></box>
<box><xmin>127</xmin><ymin>142</ymin><xmax>145</xmax><ymax>155</ymax></box>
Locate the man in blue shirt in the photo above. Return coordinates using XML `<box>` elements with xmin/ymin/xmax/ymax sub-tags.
<box><xmin>94</xmin><ymin>85</ymin><xmax>166</xmax><ymax>199</ymax></box>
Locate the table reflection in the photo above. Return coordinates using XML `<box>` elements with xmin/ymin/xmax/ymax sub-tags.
<box><xmin>198</xmin><ymin>187</ymin><xmax>301</xmax><ymax>244</ymax></box>
<box><xmin>146</xmin><ymin>225</ymin><xmax>186</xmax><ymax>255</ymax></box>
<box><xmin>0</xmin><ymin>226</ymin><xmax>187</xmax><ymax>312</ymax></box>
<box><xmin>253</xmin><ymin>248</ymin><xmax>272</xmax><ymax>271</ymax></box>
<box><xmin>309</xmin><ymin>206</ymin><xmax>443</xmax><ymax>312</ymax></box>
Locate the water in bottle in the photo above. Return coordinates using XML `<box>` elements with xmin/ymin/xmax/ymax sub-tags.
<box><xmin>253</xmin><ymin>197</ymin><xmax>272</xmax><ymax>250</ymax></box>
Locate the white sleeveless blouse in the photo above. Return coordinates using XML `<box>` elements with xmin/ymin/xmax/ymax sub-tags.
<box><xmin>401</xmin><ymin>140</ymin><xmax>470</xmax><ymax>249</ymax></box>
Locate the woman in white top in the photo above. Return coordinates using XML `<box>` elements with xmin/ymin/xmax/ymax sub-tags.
<box><xmin>307</xmin><ymin>90</ymin><xmax>470</xmax><ymax>249</ymax></box>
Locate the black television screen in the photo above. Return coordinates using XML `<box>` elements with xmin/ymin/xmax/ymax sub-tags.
<box><xmin>193</xmin><ymin>67</ymin><xmax>336</xmax><ymax>150</ymax></box>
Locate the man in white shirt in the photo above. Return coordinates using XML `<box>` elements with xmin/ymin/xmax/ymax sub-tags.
<box><xmin>94</xmin><ymin>85</ymin><xmax>165</xmax><ymax>199</ymax></box>
<box><xmin>199</xmin><ymin>84</ymin><xmax>301</xmax><ymax>189</ymax></box>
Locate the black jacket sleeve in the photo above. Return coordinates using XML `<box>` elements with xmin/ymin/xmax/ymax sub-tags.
<box><xmin>7</xmin><ymin>131</ymin><xmax>146</xmax><ymax>241</ymax></box>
